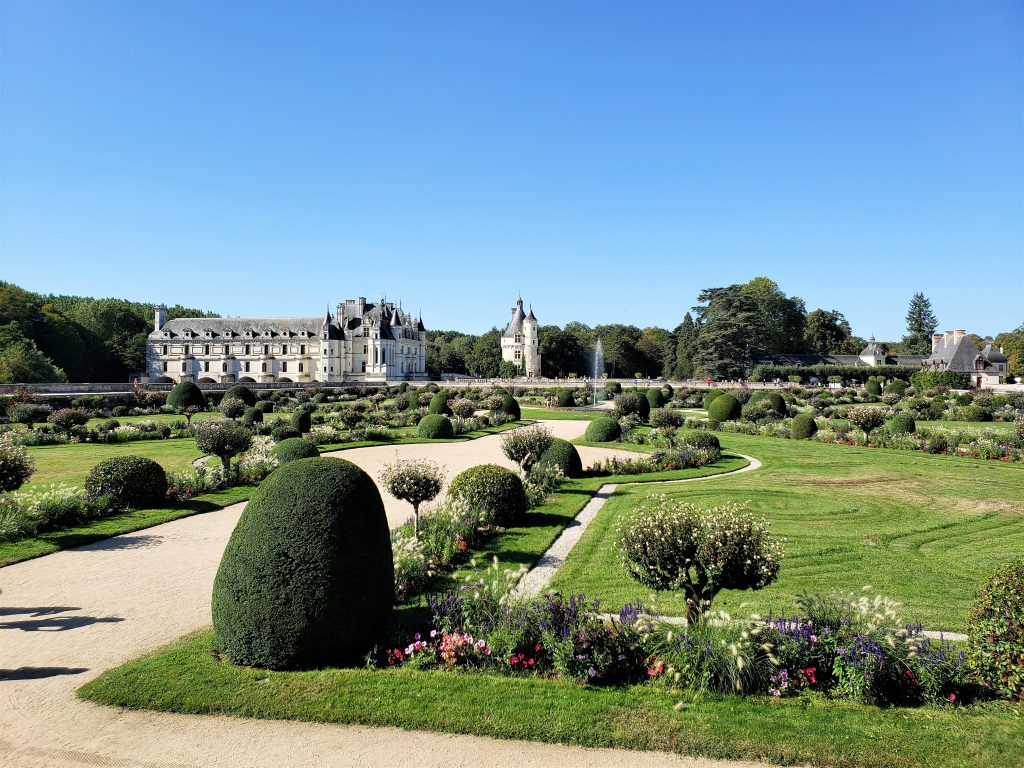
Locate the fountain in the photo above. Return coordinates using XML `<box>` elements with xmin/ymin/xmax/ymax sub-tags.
<box><xmin>592</xmin><ymin>338</ymin><xmax>604</xmax><ymax>407</ymax></box>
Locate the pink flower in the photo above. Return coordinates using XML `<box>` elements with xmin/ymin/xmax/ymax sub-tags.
<box><xmin>949</xmin><ymin>693</ymin><xmax>956</xmax><ymax>702</ymax></box>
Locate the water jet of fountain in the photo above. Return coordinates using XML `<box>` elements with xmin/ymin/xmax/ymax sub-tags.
<box><xmin>593</xmin><ymin>339</ymin><xmax>604</xmax><ymax>407</ymax></box>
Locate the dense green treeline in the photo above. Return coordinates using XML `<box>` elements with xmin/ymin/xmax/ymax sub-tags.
<box><xmin>0</xmin><ymin>282</ymin><xmax>215</xmax><ymax>383</ymax></box>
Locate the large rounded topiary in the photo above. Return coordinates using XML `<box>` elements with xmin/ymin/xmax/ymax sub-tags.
<box><xmin>865</xmin><ymin>378</ymin><xmax>882</xmax><ymax>397</ymax></box>
<box><xmin>603</xmin><ymin>381</ymin><xmax>621</xmax><ymax>400</ymax></box>
<box><xmin>167</xmin><ymin>381</ymin><xmax>206</xmax><ymax>410</ymax></box>
<box><xmin>291</xmin><ymin>408</ymin><xmax>312</xmax><ymax>433</ymax></box>
<box><xmin>427</xmin><ymin>392</ymin><xmax>451</xmax><ymax>415</ymax></box>
<box><xmin>555</xmin><ymin>389</ymin><xmax>576</xmax><ymax>408</ymax></box>
<box><xmin>791</xmin><ymin>413</ymin><xmax>818</xmax><ymax>439</ymax></box>
<box><xmin>885</xmin><ymin>413</ymin><xmax>916</xmax><ymax>435</ymax></box>
<box><xmin>448</xmin><ymin>464</ymin><xmax>528</xmax><ymax>526</ymax></box>
<box><xmin>212</xmin><ymin>457</ymin><xmax>394</xmax><ymax>670</ymax></box>
<box><xmin>271</xmin><ymin>437</ymin><xmax>319</xmax><ymax>463</ymax></box>
<box><xmin>585</xmin><ymin>416</ymin><xmax>622</xmax><ymax>442</ymax></box>
<box><xmin>614</xmin><ymin>391</ymin><xmax>650</xmax><ymax>420</ymax></box>
<box><xmin>224</xmin><ymin>384</ymin><xmax>257</xmax><ymax>407</ymax></box>
<box><xmin>493</xmin><ymin>393</ymin><xmax>520</xmax><ymax>420</ymax></box>
<box><xmin>679</xmin><ymin>429</ymin><xmax>721</xmax><ymax>451</ymax></box>
<box><xmin>539</xmin><ymin>437</ymin><xmax>583</xmax><ymax>478</ymax></box>
<box><xmin>968</xmin><ymin>559</ymin><xmax>1024</xmax><ymax>701</ymax></box>
<box><xmin>707</xmin><ymin>393</ymin><xmax>740</xmax><ymax>422</ymax></box>
<box><xmin>702</xmin><ymin>389</ymin><xmax>724</xmax><ymax>409</ymax></box>
<box><xmin>417</xmin><ymin>414</ymin><xmax>454</xmax><ymax>439</ymax></box>
<box><xmin>85</xmin><ymin>456</ymin><xmax>167</xmax><ymax>510</ymax></box>
<box><xmin>242</xmin><ymin>407</ymin><xmax>264</xmax><ymax>426</ymax></box>
<box><xmin>751</xmin><ymin>391</ymin><xmax>786</xmax><ymax>414</ymax></box>
<box><xmin>646</xmin><ymin>388</ymin><xmax>665</xmax><ymax>410</ymax></box>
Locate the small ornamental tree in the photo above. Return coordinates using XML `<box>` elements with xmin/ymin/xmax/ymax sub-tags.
<box><xmin>48</xmin><ymin>408</ymin><xmax>89</xmax><ymax>437</ymax></box>
<box><xmin>500</xmin><ymin>424</ymin><xmax>553</xmax><ymax>472</ymax></box>
<box><xmin>379</xmin><ymin>458</ymin><xmax>444</xmax><ymax>539</ymax></box>
<box><xmin>618</xmin><ymin>496</ymin><xmax>784</xmax><ymax>621</ymax></box>
<box><xmin>193</xmin><ymin>420</ymin><xmax>253</xmax><ymax>474</ymax></box>
<box><xmin>0</xmin><ymin>432</ymin><xmax>35</xmax><ymax>492</ymax></box>
<box><xmin>219</xmin><ymin>397</ymin><xmax>247</xmax><ymax>421</ymax></box>
<box><xmin>846</xmin><ymin>406</ymin><xmax>887</xmax><ymax>441</ymax></box>
<box><xmin>449</xmin><ymin>398</ymin><xmax>475</xmax><ymax>419</ymax></box>
<box><xmin>181</xmin><ymin>405</ymin><xmax>204</xmax><ymax>426</ymax></box>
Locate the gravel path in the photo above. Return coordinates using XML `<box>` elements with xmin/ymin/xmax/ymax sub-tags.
<box><xmin>0</xmin><ymin>420</ymin><xmax>768</xmax><ymax>768</ymax></box>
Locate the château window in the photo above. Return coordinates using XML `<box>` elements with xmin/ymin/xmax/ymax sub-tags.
<box><xmin>181</xmin><ymin>362</ymin><xmax>187</xmax><ymax>372</ymax></box>
<box><xmin>263</xmin><ymin>345</ymin><xmax>269</xmax><ymax>355</ymax></box>
<box><xmin>245</xmin><ymin>345</ymin><xmax>251</xmax><ymax>355</ymax></box>
<box><xmin>204</xmin><ymin>345</ymin><xmax>210</xmax><ymax>355</ymax></box>
<box><xmin>261</xmin><ymin>362</ymin><xmax>267</xmax><ymax>372</ymax></box>
<box><xmin>300</xmin><ymin>344</ymin><xmax>306</xmax><ymax>355</ymax></box>
<box><xmin>222</xmin><ymin>362</ymin><xmax>227</xmax><ymax>372</ymax></box>
<box><xmin>162</xmin><ymin>345</ymin><xmax>168</xmax><ymax>355</ymax></box>
<box><xmin>204</xmin><ymin>361</ymin><xmax>210</xmax><ymax>372</ymax></box>
<box><xmin>381</xmin><ymin>349</ymin><xmax>386</xmax><ymax>364</ymax></box>
<box><xmin>183</xmin><ymin>345</ymin><xmax>190</xmax><ymax>355</ymax></box>
<box><xmin>244</xmin><ymin>362</ymin><xmax>250</xmax><ymax>372</ymax></box>
<box><xmin>515</xmin><ymin>350</ymin><xmax>521</xmax><ymax>360</ymax></box>
<box><xmin>162</xmin><ymin>362</ymin><xmax>168</xmax><ymax>372</ymax></box>
<box><xmin>298</xmin><ymin>363</ymin><xmax>303</xmax><ymax>373</ymax></box>
<box><xmin>362</xmin><ymin>362</ymin><xmax>366</xmax><ymax>372</ymax></box>
<box><xmin>364</xmin><ymin>345</ymin><xmax>368</xmax><ymax>354</ymax></box>
<box><xmin>282</xmin><ymin>362</ymin><xmax>288</xmax><ymax>372</ymax></box>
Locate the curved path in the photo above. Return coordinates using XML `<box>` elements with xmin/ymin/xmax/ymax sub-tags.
<box><xmin>0</xmin><ymin>420</ymin><xmax>768</xmax><ymax>768</ymax></box>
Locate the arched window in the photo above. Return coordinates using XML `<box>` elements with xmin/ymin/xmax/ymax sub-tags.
<box><xmin>221</xmin><ymin>362</ymin><xmax>227</xmax><ymax>372</ymax></box>
<box><xmin>298</xmin><ymin>363</ymin><xmax>304</xmax><ymax>373</ymax></box>
<box><xmin>261</xmin><ymin>362</ymin><xmax>267</xmax><ymax>372</ymax></box>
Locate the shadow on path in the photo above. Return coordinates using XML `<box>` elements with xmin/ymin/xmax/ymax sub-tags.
<box><xmin>0</xmin><ymin>606</ymin><xmax>80</xmax><ymax>617</ymax></box>
<box><xmin>1</xmin><ymin>615</ymin><xmax>124</xmax><ymax>632</ymax></box>
<box><xmin>0</xmin><ymin>666</ymin><xmax>89</xmax><ymax>681</ymax></box>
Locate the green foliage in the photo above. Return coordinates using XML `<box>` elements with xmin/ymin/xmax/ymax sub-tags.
<box><xmin>555</xmin><ymin>389</ymin><xmax>575</xmax><ymax>408</ymax></box>
<box><xmin>219</xmin><ymin>398</ymin><xmax>246</xmax><ymax>420</ymax></box>
<box><xmin>604</xmin><ymin>381</ymin><xmax>622</xmax><ymax>399</ymax></box>
<box><xmin>885</xmin><ymin>413</ymin><xmax>916</xmax><ymax>435</ymax></box>
<box><xmin>417</xmin><ymin>414</ymin><xmax>454</xmax><ymax>439</ymax></box>
<box><xmin>790</xmin><ymin>413</ymin><xmax>818</xmax><ymax>439</ymax></box>
<box><xmin>887</xmin><ymin>379</ymin><xmax>908</xmax><ymax>396</ymax></box>
<box><xmin>270</xmin><ymin>437</ymin><xmax>319</xmax><ymax>463</ymax></box>
<box><xmin>428</xmin><ymin>392</ymin><xmax>452</xmax><ymax>415</ymax></box>
<box><xmin>707</xmin><ymin>393</ymin><xmax>740</xmax><ymax>422</ymax></box>
<box><xmin>968</xmin><ymin>559</ymin><xmax>1024</xmax><ymax>700</ymax></box>
<box><xmin>538</xmin><ymin>437</ymin><xmax>583</xmax><ymax>478</ymax></box>
<box><xmin>167</xmin><ymin>381</ymin><xmax>206</xmax><ymax>410</ymax></box>
<box><xmin>224</xmin><ymin>384</ymin><xmax>257</xmax><ymax>406</ymax></box>
<box><xmin>678</xmin><ymin>429</ymin><xmax>721</xmax><ymax>451</ymax></box>
<box><xmin>951</xmin><ymin>405</ymin><xmax>991</xmax><ymax>422</ymax></box>
<box><xmin>492</xmin><ymin>393</ymin><xmax>520</xmax><ymax>421</ymax></box>
<box><xmin>48</xmin><ymin>407</ymin><xmax>89</xmax><ymax>435</ymax></box>
<box><xmin>447</xmin><ymin>464</ymin><xmax>528</xmax><ymax>527</ymax></box>
<box><xmin>702</xmin><ymin>389</ymin><xmax>724</xmax><ymax>409</ymax></box>
<box><xmin>84</xmin><ymin>456</ymin><xmax>168</xmax><ymax>510</ymax></box>
<box><xmin>290</xmin><ymin>409</ymin><xmax>312</xmax><ymax>433</ymax></box>
<box><xmin>865</xmin><ymin>378</ymin><xmax>882</xmax><ymax>397</ymax></box>
<box><xmin>846</xmin><ymin>407</ymin><xmax>887</xmax><ymax>439</ymax></box>
<box><xmin>752</xmin><ymin>364</ymin><xmax>916</xmax><ymax>385</ymax></box>
<box><xmin>618</xmin><ymin>497</ymin><xmax>783</xmax><ymax>619</ymax></box>
<box><xmin>379</xmin><ymin>458</ymin><xmax>444</xmax><ymax>537</ymax></box>
<box><xmin>903</xmin><ymin>292</ymin><xmax>939</xmax><ymax>354</ymax></box>
<box><xmin>241</xmin><ymin>407</ymin><xmax>263</xmax><ymax>426</ymax></box>
<box><xmin>613</xmin><ymin>391</ymin><xmax>649</xmax><ymax>420</ymax></box>
<box><xmin>193</xmin><ymin>420</ymin><xmax>253</xmax><ymax>472</ymax></box>
<box><xmin>803</xmin><ymin>309</ymin><xmax>853</xmax><ymax>354</ymax></box>
<box><xmin>645</xmin><ymin>387</ymin><xmax>665</xmax><ymax>410</ymax></box>
<box><xmin>649</xmin><ymin>408</ymin><xmax>685</xmax><ymax>429</ymax></box>
<box><xmin>500</xmin><ymin>424</ymin><xmax>553</xmax><ymax>471</ymax></box>
<box><xmin>498</xmin><ymin>359</ymin><xmax>519</xmax><ymax>379</ymax></box>
<box><xmin>0</xmin><ymin>432</ymin><xmax>35</xmax><ymax>492</ymax></box>
<box><xmin>750</xmin><ymin>391</ymin><xmax>785</xmax><ymax>414</ymax></box>
<box><xmin>0</xmin><ymin>322</ymin><xmax>67</xmax><ymax>383</ymax></box>
<box><xmin>270</xmin><ymin>425</ymin><xmax>301</xmax><ymax>442</ymax></box>
<box><xmin>211</xmin><ymin>457</ymin><xmax>393</xmax><ymax>669</ymax></box>
<box><xmin>911</xmin><ymin>371</ymin><xmax>972</xmax><ymax>391</ymax></box>
<box><xmin>584</xmin><ymin>416</ymin><xmax>621</xmax><ymax>442</ymax></box>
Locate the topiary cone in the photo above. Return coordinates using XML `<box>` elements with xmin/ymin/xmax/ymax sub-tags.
<box><xmin>212</xmin><ymin>457</ymin><xmax>393</xmax><ymax>670</ymax></box>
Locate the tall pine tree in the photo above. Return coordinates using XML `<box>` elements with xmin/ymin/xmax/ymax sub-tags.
<box><xmin>903</xmin><ymin>292</ymin><xmax>938</xmax><ymax>354</ymax></box>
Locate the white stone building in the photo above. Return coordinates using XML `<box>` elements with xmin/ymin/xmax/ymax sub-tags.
<box><xmin>500</xmin><ymin>297</ymin><xmax>541</xmax><ymax>377</ymax></box>
<box><xmin>146</xmin><ymin>298</ymin><xmax>427</xmax><ymax>385</ymax></box>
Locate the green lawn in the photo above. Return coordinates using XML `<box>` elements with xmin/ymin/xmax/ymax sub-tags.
<box><xmin>521</xmin><ymin>408</ymin><xmax>607</xmax><ymax>421</ymax></box>
<box><xmin>549</xmin><ymin>432</ymin><xmax>1024</xmax><ymax>631</ymax></box>
<box><xmin>85</xmin><ymin>411</ymin><xmax>225</xmax><ymax>428</ymax></box>
<box><xmin>78</xmin><ymin>628</ymin><xmax>1023</xmax><ymax>768</ymax></box>
<box><xmin>23</xmin><ymin>438</ymin><xmax>206</xmax><ymax>489</ymax></box>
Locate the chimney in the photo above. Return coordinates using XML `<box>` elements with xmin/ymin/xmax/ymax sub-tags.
<box><xmin>931</xmin><ymin>334</ymin><xmax>943</xmax><ymax>355</ymax></box>
<box><xmin>953</xmin><ymin>329</ymin><xmax>966</xmax><ymax>346</ymax></box>
<box><xmin>357</xmin><ymin>297</ymin><xmax>366</xmax><ymax>315</ymax></box>
<box><xmin>154</xmin><ymin>304</ymin><xmax>167</xmax><ymax>333</ymax></box>
<box><xmin>944</xmin><ymin>330</ymin><xmax>954</xmax><ymax>347</ymax></box>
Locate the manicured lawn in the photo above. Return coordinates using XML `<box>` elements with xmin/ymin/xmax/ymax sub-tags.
<box><xmin>23</xmin><ymin>438</ymin><xmax>206</xmax><ymax>489</ymax></box>
<box><xmin>0</xmin><ymin>485</ymin><xmax>253</xmax><ymax>567</ymax></box>
<box><xmin>916</xmin><ymin>420</ymin><xmax>1017</xmax><ymax>434</ymax></box>
<box><xmin>85</xmin><ymin>411</ymin><xmax>225</xmax><ymax>428</ymax></box>
<box><xmin>521</xmin><ymin>408</ymin><xmax>607</xmax><ymax>421</ymax></box>
<box><xmin>78</xmin><ymin>627</ymin><xmax>1024</xmax><ymax>768</ymax></box>
<box><xmin>549</xmin><ymin>433</ymin><xmax>1024</xmax><ymax>631</ymax></box>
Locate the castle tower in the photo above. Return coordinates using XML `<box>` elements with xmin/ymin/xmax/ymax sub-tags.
<box><xmin>500</xmin><ymin>296</ymin><xmax>542</xmax><ymax>378</ymax></box>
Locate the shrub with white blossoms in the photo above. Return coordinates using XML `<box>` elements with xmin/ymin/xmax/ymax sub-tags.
<box><xmin>618</xmin><ymin>496</ymin><xmax>784</xmax><ymax>621</ymax></box>
<box><xmin>379</xmin><ymin>458</ymin><xmax>445</xmax><ymax>539</ymax></box>
<box><xmin>236</xmin><ymin>435</ymin><xmax>279</xmax><ymax>483</ymax></box>
<box><xmin>0</xmin><ymin>431</ymin><xmax>36</xmax><ymax>493</ymax></box>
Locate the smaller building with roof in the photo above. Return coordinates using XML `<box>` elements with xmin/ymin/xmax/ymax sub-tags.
<box><xmin>500</xmin><ymin>296</ymin><xmax>541</xmax><ymax>377</ymax></box>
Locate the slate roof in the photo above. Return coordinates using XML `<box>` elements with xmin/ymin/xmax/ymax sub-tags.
<box><xmin>150</xmin><ymin>317</ymin><xmax>340</xmax><ymax>340</ymax></box>
<box><xmin>503</xmin><ymin>297</ymin><xmax>530</xmax><ymax>338</ymax></box>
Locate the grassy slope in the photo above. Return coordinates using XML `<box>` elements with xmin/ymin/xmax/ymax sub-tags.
<box><xmin>79</xmin><ymin>628</ymin><xmax>1024</xmax><ymax>768</ymax></box>
<box><xmin>549</xmin><ymin>432</ymin><xmax>1024</xmax><ymax>630</ymax></box>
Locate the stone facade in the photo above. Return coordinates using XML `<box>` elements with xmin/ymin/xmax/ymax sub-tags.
<box><xmin>500</xmin><ymin>297</ymin><xmax>541</xmax><ymax>377</ymax></box>
<box><xmin>146</xmin><ymin>298</ymin><xmax>427</xmax><ymax>385</ymax></box>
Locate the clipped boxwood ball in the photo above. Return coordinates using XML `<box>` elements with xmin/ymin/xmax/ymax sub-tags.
<box><xmin>242</xmin><ymin>407</ymin><xmax>264</xmax><ymax>426</ymax></box>
<box><xmin>498</xmin><ymin>394</ymin><xmax>521</xmax><ymax>420</ymax></box>
<box><xmin>448</xmin><ymin>464</ymin><xmax>528</xmax><ymax>526</ymax></box>
<box><xmin>224</xmin><ymin>384</ymin><xmax>257</xmax><ymax>407</ymax></box>
<box><xmin>428</xmin><ymin>392</ymin><xmax>451</xmax><ymax>415</ymax></box>
<box><xmin>646</xmin><ymin>388</ymin><xmax>665</xmax><ymax>410</ymax></box>
<box><xmin>702</xmin><ymin>389</ymin><xmax>724</xmax><ymax>409</ymax></box>
<box><xmin>707</xmin><ymin>393</ymin><xmax>740</xmax><ymax>422</ymax></box>
<box><xmin>539</xmin><ymin>437</ymin><xmax>583</xmax><ymax>478</ymax></box>
<box><xmin>679</xmin><ymin>429</ymin><xmax>720</xmax><ymax>451</ymax></box>
<box><xmin>85</xmin><ymin>456</ymin><xmax>167</xmax><ymax>510</ymax></box>
<box><xmin>291</xmin><ymin>409</ymin><xmax>312</xmax><ymax>433</ymax></box>
<box><xmin>865</xmin><ymin>379</ymin><xmax>882</xmax><ymax>397</ymax></box>
<box><xmin>212</xmin><ymin>457</ymin><xmax>394</xmax><ymax>670</ymax></box>
<box><xmin>271</xmin><ymin>437</ymin><xmax>319</xmax><ymax>463</ymax></box>
<box><xmin>885</xmin><ymin>413</ymin><xmax>916</xmax><ymax>435</ymax></box>
<box><xmin>585</xmin><ymin>416</ymin><xmax>621</xmax><ymax>442</ymax></box>
<box><xmin>555</xmin><ymin>389</ymin><xmax>575</xmax><ymax>408</ymax></box>
<box><xmin>417</xmin><ymin>414</ymin><xmax>454</xmax><ymax>439</ymax></box>
<box><xmin>751</xmin><ymin>391</ymin><xmax>786</xmax><ymax>414</ymax></box>
<box><xmin>167</xmin><ymin>381</ymin><xmax>206</xmax><ymax>410</ymax></box>
<box><xmin>791</xmin><ymin>413</ymin><xmax>818</xmax><ymax>439</ymax></box>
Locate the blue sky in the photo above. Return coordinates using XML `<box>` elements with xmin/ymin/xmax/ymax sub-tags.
<box><xmin>1</xmin><ymin>0</ymin><xmax>1021</xmax><ymax>339</ymax></box>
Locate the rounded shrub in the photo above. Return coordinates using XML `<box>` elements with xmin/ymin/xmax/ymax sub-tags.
<box><xmin>791</xmin><ymin>413</ymin><xmax>818</xmax><ymax>439</ymax></box>
<box><xmin>256</xmin><ymin>399</ymin><xmax>274</xmax><ymax>413</ymax></box>
<box><xmin>494</xmin><ymin>393</ymin><xmax>520</xmax><ymax>420</ymax></box>
<box><xmin>167</xmin><ymin>381</ymin><xmax>206</xmax><ymax>410</ymax></box>
<box><xmin>615</xmin><ymin>391</ymin><xmax>650</xmax><ymax>420</ymax></box>
<box><xmin>538</xmin><ymin>437</ymin><xmax>583</xmax><ymax>478</ymax></box>
<box><xmin>291</xmin><ymin>409</ymin><xmax>312</xmax><ymax>433</ymax></box>
<box><xmin>448</xmin><ymin>464</ymin><xmax>528</xmax><ymax>526</ymax></box>
<box><xmin>650</xmin><ymin>408</ymin><xmax>685</xmax><ymax>429</ymax></box>
<box><xmin>242</xmin><ymin>407</ymin><xmax>264</xmax><ymax>426</ymax></box>
<box><xmin>84</xmin><ymin>456</ymin><xmax>167</xmax><ymax>510</ymax></box>
<box><xmin>212</xmin><ymin>457</ymin><xmax>393</xmax><ymax>669</ymax></box>
<box><xmin>707</xmin><ymin>393</ymin><xmax>740</xmax><ymax>422</ymax></box>
<box><xmin>702</xmin><ymin>389</ymin><xmax>724</xmax><ymax>409</ymax></box>
<box><xmin>428</xmin><ymin>392</ymin><xmax>451</xmax><ymax>415</ymax></box>
<box><xmin>271</xmin><ymin>437</ymin><xmax>319</xmax><ymax>463</ymax></box>
<box><xmin>603</xmin><ymin>381</ymin><xmax>621</xmax><ymax>400</ymax></box>
<box><xmin>954</xmin><ymin>405</ymin><xmax>991</xmax><ymax>422</ymax></box>
<box><xmin>646</xmin><ymin>388</ymin><xmax>665</xmax><ymax>410</ymax></box>
<box><xmin>555</xmin><ymin>389</ymin><xmax>576</xmax><ymax>408</ymax></box>
<box><xmin>887</xmin><ymin>379</ymin><xmax>908</xmax><ymax>397</ymax></box>
<box><xmin>417</xmin><ymin>414</ymin><xmax>454</xmax><ymax>439</ymax></box>
<box><xmin>585</xmin><ymin>416</ymin><xmax>622</xmax><ymax>442</ymax></box>
<box><xmin>751</xmin><ymin>391</ymin><xmax>786</xmax><ymax>414</ymax></box>
<box><xmin>271</xmin><ymin>424</ymin><xmax>302</xmax><ymax>441</ymax></box>
<box><xmin>968</xmin><ymin>559</ymin><xmax>1024</xmax><ymax>701</ymax></box>
<box><xmin>885</xmin><ymin>413</ymin><xmax>916</xmax><ymax>435</ymax></box>
<box><xmin>679</xmin><ymin>429</ymin><xmax>720</xmax><ymax>451</ymax></box>
<box><xmin>865</xmin><ymin>378</ymin><xmax>882</xmax><ymax>397</ymax></box>
<box><xmin>662</xmin><ymin>383</ymin><xmax>674</xmax><ymax>399</ymax></box>
<box><xmin>224</xmin><ymin>384</ymin><xmax>257</xmax><ymax>407</ymax></box>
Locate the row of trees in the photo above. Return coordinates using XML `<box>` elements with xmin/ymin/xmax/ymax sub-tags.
<box><xmin>0</xmin><ymin>282</ymin><xmax>214</xmax><ymax>383</ymax></box>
